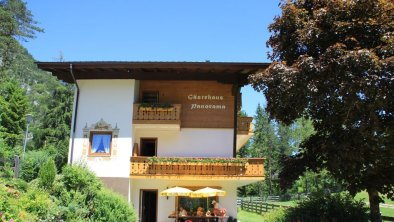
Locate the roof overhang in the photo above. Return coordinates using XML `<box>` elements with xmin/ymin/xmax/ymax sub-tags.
<box><xmin>36</xmin><ymin>61</ymin><xmax>269</xmax><ymax>85</ymax></box>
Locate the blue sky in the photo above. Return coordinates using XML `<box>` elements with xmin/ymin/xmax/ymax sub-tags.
<box><xmin>22</xmin><ymin>0</ymin><xmax>281</xmax><ymax>116</ymax></box>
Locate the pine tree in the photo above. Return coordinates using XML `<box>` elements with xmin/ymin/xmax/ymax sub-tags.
<box><xmin>0</xmin><ymin>0</ymin><xmax>43</xmax><ymax>73</ymax></box>
<box><xmin>0</xmin><ymin>79</ymin><xmax>28</xmax><ymax>147</ymax></box>
<box><xmin>31</xmin><ymin>84</ymin><xmax>73</xmax><ymax>168</ymax></box>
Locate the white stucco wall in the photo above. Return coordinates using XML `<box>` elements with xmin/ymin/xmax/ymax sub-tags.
<box><xmin>68</xmin><ymin>79</ymin><xmax>135</xmax><ymax>178</ymax></box>
<box><xmin>135</xmin><ymin>128</ymin><xmax>234</xmax><ymax>157</ymax></box>
<box><xmin>130</xmin><ymin>179</ymin><xmax>238</xmax><ymax>222</ymax></box>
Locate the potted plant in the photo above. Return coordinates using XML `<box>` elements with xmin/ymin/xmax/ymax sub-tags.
<box><xmin>138</xmin><ymin>103</ymin><xmax>174</xmax><ymax>111</ymax></box>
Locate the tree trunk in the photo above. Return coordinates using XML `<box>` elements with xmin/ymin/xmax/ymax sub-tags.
<box><xmin>367</xmin><ymin>188</ymin><xmax>381</xmax><ymax>222</ymax></box>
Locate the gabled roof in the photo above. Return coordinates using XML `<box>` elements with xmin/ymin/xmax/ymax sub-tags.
<box><xmin>36</xmin><ymin>61</ymin><xmax>269</xmax><ymax>85</ymax></box>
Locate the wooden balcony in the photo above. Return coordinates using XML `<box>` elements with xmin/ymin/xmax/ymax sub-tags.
<box><xmin>133</xmin><ymin>104</ymin><xmax>181</xmax><ymax>127</ymax></box>
<box><xmin>237</xmin><ymin>117</ymin><xmax>253</xmax><ymax>150</ymax></box>
<box><xmin>237</xmin><ymin>117</ymin><xmax>253</xmax><ymax>134</ymax></box>
<box><xmin>130</xmin><ymin>157</ymin><xmax>264</xmax><ymax>180</ymax></box>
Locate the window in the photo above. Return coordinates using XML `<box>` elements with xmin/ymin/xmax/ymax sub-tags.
<box><xmin>178</xmin><ymin>196</ymin><xmax>218</xmax><ymax>215</ymax></box>
<box><xmin>140</xmin><ymin>138</ymin><xmax>157</xmax><ymax>156</ymax></box>
<box><xmin>142</xmin><ymin>91</ymin><xmax>159</xmax><ymax>103</ymax></box>
<box><xmin>89</xmin><ymin>132</ymin><xmax>112</xmax><ymax>156</ymax></box>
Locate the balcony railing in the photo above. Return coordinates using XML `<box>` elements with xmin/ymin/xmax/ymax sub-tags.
<box><xmin>130</xmin><ymin>157</ymin><xmax>264</xmax><ymax>178</ymax></box>
<box><xmin>133</xmin><ymin>104</ymin><xmax>181</xmax><ymax>124</ymax></box>
<box><xmin>237</xmin><ymin>117</ymin><xmax>253</xmax><ymax>134</ymax></box>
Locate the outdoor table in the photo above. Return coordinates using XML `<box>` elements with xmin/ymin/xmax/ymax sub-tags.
<box><xmin>168</xmin><ymin>215</ymin><xmax>226</xmax><ymax>222</ymax></box>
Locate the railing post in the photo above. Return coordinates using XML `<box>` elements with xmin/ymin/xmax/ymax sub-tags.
<box><xmin>14</xmin><ymin>156</ymin><xmax>20</xmax><ymax>178</ymax></box>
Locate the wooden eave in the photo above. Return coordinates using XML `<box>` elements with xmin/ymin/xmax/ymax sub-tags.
<box><xmin>35</xmin><ymin>61</ymin><xmax>269</xmax><ymax>85</ymax></box>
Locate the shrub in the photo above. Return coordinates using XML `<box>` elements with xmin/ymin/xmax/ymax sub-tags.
<box><xmin>61</xmin><ymin>165</ymin><xmax>101</xmax><ymax>191</ymax></box>
<box><xmin>18</xmin><ymin>186</ymin><xmax>58</xmax><ymax>220</ymax></box>
<box><xmin>261</xmin><ymin>208</ymin><xmax>286</xmax><ymax>222</ymax></box>
<box><xmin>0</xmin><ymin>142</ymin><xmax>15</xmax><ymax>178</ymax></box>
<box><xmin>285</xmin><ymin>192</ymin><xmax>369</xmax><ymax>222</ymax></box>
<box><xmin>55</xmin><ymin>165</ymin><xmax>137</xmax><ymax>221</ymax></box>
<box><xmin>60</xmin><ymin>164</ymin><xmax>102</xmax><ymax>201</ymax></box>
<box><xmin>0</xmin><ymin>179</ymin><xmax>56</xmax><ymax>222</ymax></box>
<box><xmin>91</xmin><ymin>188</ymin><xmax>137</xmax><ymax>222</ymax></box>
<box><xmin>20</xmin><ymin>150</ymin><xmax>50</xmax><ymax>182</ymax></box>
<box><xmin>38</xmin><ymin>158</ymin><xmax>57</xmax><ymax>189</ymax></box>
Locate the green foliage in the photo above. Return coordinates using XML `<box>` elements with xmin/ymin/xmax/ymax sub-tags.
<box><xmin>38</xmin><ymin>158</ymin><xmax>56</xmax><ymax>189</ymax></box>
<box><xmin>139</xmin><ymin>102</ymin><xmax>173</xmax><ymax>109</ymax></box>
<box><xmin>0</xmin><ymin>140</ymin><xmax>14</xmax><ymax>178</ymax></box>
<box><xmin>147</xmin><ymin>156</ymin><xmax>248</xmax><ymax>165</ymax></box>
<box><xmin>60</xmin><ymin>164</ymin><xmax>102</xmax><ymax>194</ymax></box>
<box><xmin>91</xmin><ymin>188</ymin><xmax>137</xmax><ymax>222</ymax></box>
<box><xmin>52</xmin><ymin>165</ymin><xmax>136</xmax><ymax>222</ymax></box>
<box><xmin>238</xmin><ymin>105</ymin><xmax>315</xmax><ymax>197</ymax></box>
<box><xmin>0</xmin><ymin>178</ymin><xmax>57</xmax><ymax>222</ymax></box>
<box><xmin>261</xmin><ymin>208</ymin><xmax>287</xmax><ymax>222</ymax></box>
<box><xmin>237</xmin><ymin>209</ymin><xmax>265</xmax><ymax>222</ymax></box>
<box><xmin>1</xmin><ymin>0</ymin><xmax>73</xmax><ymax>172</ymax></box>
<box><xmin>0</xmin><ymin>79</ymin><xmax>28</xmax><ymax>147</ymax></box>
<box><xmin>0</xmin><ymin>0</ymin><xmax>43</xmax><ymax>39</ymax></box>
<box><xmin>18</xmin><ymin>186</ymin><xmax>58</xmax><ymax>220</ymax></box>
<box><xmin>31</xmin><ymin>84</ymin><xmax>73</xmax><ymax>169</ymax></box>
<box><xmin>1</xmin><ymin>165</ymin><xmax>137</xmax><ymax>222</ymax></box>
<box><xmin>250</xmin><ymin>0</ymin><xmax>394</xmax><ymax>220</ymax></box>
<box><xmin>0</xmin><ymin>0</ymin><xmax>43</xmax><ymax>71</ymax></box>
<box><xmin>20</xmin><ymin>150</ymin><xmax>50</xmax><ymax>182</ymax></box>
<box><xmin>291</xmin><ymin>170</ymin><xmax>341</xmax><ymax>196</ymax></box>
<box><xmin>285</xmin><ymin>192</ymin><xmax>369</xmax><ymax>222</ymax></box>
<box><xmin>50</xmin><ymin>165</ymin><xmax>101</xmax><ymax>220</ymax></box>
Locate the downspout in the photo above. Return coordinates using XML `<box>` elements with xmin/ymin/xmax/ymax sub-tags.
<box><xmin>69</xmin><ymin>63</ymin><xmax>79</xmax><ymax>165</ymax></box>
<box><xmin>233</xmin><ymin>83</ymin><xmax>239</xmax><ymax>158</ymax></box>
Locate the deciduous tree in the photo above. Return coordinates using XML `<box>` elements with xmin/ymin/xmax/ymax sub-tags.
<box><xmin>250</xmin><ymin>0</ymin><xmax>394</xmax><ymax>221</ymax></box>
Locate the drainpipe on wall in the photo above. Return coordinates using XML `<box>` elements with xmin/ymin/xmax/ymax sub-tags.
<box><xmin>69</xmin><ymin>63</ymin><xmax>80</xmax><ymax>165</ymax></box>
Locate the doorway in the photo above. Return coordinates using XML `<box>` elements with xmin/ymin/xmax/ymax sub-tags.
<box><xmin>140</xmin><ymin>190</ymin><xmax>158</xmax><ymax>222</ymax></box>
<box><xmin>140</xmin><ymin>138</ymin><xmax>157</xmax><ymax>156</ymax></box>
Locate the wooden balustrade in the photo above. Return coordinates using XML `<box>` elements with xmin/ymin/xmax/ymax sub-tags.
<box><xmin>130</xmin><ymin>157</ymin><xmax>264</xmax><ymax>178</ymax></box>
<box><xmin>237</xmin><ymin>117</ymin><xmax>253</xmax><ymax>134</ymax></box>
<box><xmin>133</xmin><ymin>104</ymin><xmax>181</xmax><ymax>124</ymax></box>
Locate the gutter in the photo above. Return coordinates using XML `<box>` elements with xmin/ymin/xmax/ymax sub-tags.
<box><xmin>69</xmin><ymin>64</ymin><xmax>79</xmax><ymax>165</ymax></box>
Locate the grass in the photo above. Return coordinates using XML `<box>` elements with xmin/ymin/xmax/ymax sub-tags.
<box><xmin>238</xmin><ymin>207</ymin><xmax>394</xmax><ymax>221</ymax></box>
<box><xmin>238</xmin><ymin>191</ymin><xmax>394</xmax><ymax>220</ymax></box>
<box><xmin>269</xmin><ymin>200</ymin><xmax>297</xmax><ymax>207</ymax></box>
<box><xmin>354</xmin><ymin>191</ymin><xmax>394</xmax><ymax>217</ymax></box>
<box><xmin>355</xmin><ymin>191</ymin><xmax>394</xmax><ymax>205</ymax></box>
<box><xmin>237</xmin><ymin>209</ymin><xmax>265</xmax><ymax>222</ymax></box>
<box><xmin>381</xmin><ymin>207</ymin><xmax>394</xmax><ymax>217</ymax></box>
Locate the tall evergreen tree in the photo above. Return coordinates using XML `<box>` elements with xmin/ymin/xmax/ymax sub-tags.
<box><xmin>248</xmin><ymin>104</ymin><xmax>278</xmax><ymax>195</ymax></box>
<box><xmin>0</xmin><ymin>0</ymin><xmax>43</xmax><ymax>72</ymax></box>
<box><xmin>0</xmin><ymin>79</ymin><xmax>28</xmax><ymax>147</ymax></box>
<box><xmin>31</xmin><ymin>84</ymin><xmax>73</xmax><ymax>168</ymax></box>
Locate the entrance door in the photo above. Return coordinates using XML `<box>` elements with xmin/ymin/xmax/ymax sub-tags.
<box><xmin>140</xmin><ymin>190</ymin><xmax>158</xmax><ymax>222</ymax></box>
<box><xmin>140</xmin><ymin>138</ymin><xmax>157</xmax><ymax>156</ymax></box>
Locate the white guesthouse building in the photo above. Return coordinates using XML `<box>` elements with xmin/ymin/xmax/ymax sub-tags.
<box><xmin>37</xmin><ymin>61</ymin><xmax>267</xmax><ymax>222</ymax></box>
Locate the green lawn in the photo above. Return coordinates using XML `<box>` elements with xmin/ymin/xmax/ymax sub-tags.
<box><xmin>381</xmin><ymin>207</ymin><xmax>394</xmax><ymax>217</ymax></box>
<box><xmin>355</xmin><ymin>191</ymin><xmax>394</xmax><ymax>205</ymax></box>
<box><xmin>268</xmin><ymin>200</ymin><xmax>297</xmax><ymax>207</ymax></box>
<box><xmin>237</xmin><ymin>209</ymin><xmax>264</xmax><ymax>222</ymax></box>
<box><xmin>354</xmin><ymin>191</ymin><xmax>394</xmax><ymax>217</ymax></box>
<box><xmin>238</xmin><ymin>191</ymin><xmax>394</xmax><ymax>220</ymax></box>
